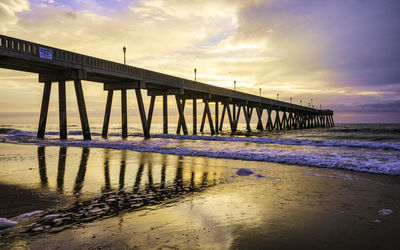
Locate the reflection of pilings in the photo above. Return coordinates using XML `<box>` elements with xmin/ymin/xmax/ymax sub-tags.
<box><xmin>37</xmin><ymin>146</ymin><xmax>48</xmax><ymax>188</ymax></box>
<box><xmin>147</xmin><ymin>163</ymin><xmax>153</xmax><ymax>190</ymax></box>
<box><xmin>161</xmin><ymin>154</ymin><xmax>167</xmax><ymax>189</ymax></box>
<box><xmin>201</xmin><ymin>172</ymin><xmax>208</xmax><ymax>187</ymax></box>
<box><xmin>201</xmin><ymin>157</ymin><xmax>209</xmax><ymax>187</ymax></box>
<box><xmin>74</xmin><ymin>148</ymin><xmax>90</xmax><ymax>196</ymax></box>
<box><xmin>175</xmin><ymin>156</ymin><xmax>183</xmax><ymax>189</ymax></box>
<box><xmin>119</xmin><ymin>150</ymin><xmax>126</xmax><ymax>191</ymax></box>
<box><xmin>103</xmin><ymin>149</ymin><xmax>111</xmax><ymax>193</ymax></box>
<box><xmin>57</xmin><ymin>147</ymin><xmax>67</xmax><ymax>193</ymax></box>
<box><xmin>133</xmin><ymin>155</ymin><xmax>145</xmax><ymax>193</ymax></box>
<box><xmin>190</xmin><ymin>171</ymin><xmax>195</xmax><ymax>189</ymax></box>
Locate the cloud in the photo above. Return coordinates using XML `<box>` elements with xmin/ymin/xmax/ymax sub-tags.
<box><xmin>0</xmin><ymin>0</ymin><xmax>30</xmax><ymax>31</ymax></box>
<box><xmin>0</xmin><ymin>0</ymin><xmax>399</xmax><ymax>123</ymax></box>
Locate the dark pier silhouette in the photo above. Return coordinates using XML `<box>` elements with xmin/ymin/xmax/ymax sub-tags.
<box><xmin>0</xmin><ymin>34</ymin><xmax>334</xmax><ymax>140</ymax></box>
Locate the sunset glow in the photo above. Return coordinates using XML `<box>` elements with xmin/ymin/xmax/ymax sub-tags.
<box><xmin>0</xmin><ymin>0</ymin><xmax>399</xmax><ymax>123</ymax></box>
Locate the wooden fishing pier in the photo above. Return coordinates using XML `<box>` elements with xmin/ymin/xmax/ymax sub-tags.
<box><xmin>0</xmin><ymin>34</ymin><xmax>334</xmax><ymax>140</ymax></box>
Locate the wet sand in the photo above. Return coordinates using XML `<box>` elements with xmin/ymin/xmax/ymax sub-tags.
<box><xmin>0</xmin><ymin>143</ymin><xmax>400</xmax><ymax>249</ymax></box>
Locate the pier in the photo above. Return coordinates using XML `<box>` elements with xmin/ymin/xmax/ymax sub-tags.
<box><xmin>0</xmin><ymin>34</ymin><xmax>334</xmax><ymax>140</ymax></box>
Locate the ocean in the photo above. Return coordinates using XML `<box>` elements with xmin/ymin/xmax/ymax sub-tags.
<box><xmin>1</xmin><ymin>123</ymin><xmax>399</xmax><ymax>175</ymax></box>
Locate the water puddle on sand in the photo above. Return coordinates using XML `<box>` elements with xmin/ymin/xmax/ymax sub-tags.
<box><xmin>0</xmin><ymin>144</ymin><xmax>230</xmax><ymax>242</ymax></box>
<box><xmin>1</xmin><ymin>143</ymin><xmax>400</xmax><ymax>249</ymax></box>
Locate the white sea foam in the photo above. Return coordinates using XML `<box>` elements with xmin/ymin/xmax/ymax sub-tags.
<box><xmin>1</xmin><ymin>130</ymin><xmax>400</xmax><ymax>175</ymax></box>
<box><xmin>378</xmin><ymin>209</ymin><xmax>393</xmax><ymax>215</ymax></box>
<box><xmin>14</xmin><ymin>210</ymin><xmax>43</xmax><ymax>220</ymax></box>
<box><xmin>151</xmin><ymin>134</ymin><xmax>400</xmax><ymax>150</ymax></box>
<box><xmin>0</xmin><ymin>218</ymin><xmax>17</xmax><ymax>229</ymax></box>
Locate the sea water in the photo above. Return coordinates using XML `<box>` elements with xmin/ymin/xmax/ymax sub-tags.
<box><xmin>0</xmin><ymin>123</ymin><xmax>399</xmax><ymax>175</ymax></box>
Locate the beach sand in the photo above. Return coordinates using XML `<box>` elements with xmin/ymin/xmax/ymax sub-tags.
<box><xmin>1</xmin><ymin>143</ymin><xmax>400</xmax><ymax>249</ymax></box>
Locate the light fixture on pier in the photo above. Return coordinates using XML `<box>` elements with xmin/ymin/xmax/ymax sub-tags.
<box><xmin>234</xmin><ymin>80</ymin><xmax>237</xmax><ymax>91</ymax></box>
<box><xmin>320</xmin><ymin>104</ymin><xmax>322</xmax><ymax>110</ymax></box>
<box><xmin>300</xmin><ymin>100</ymin><xmax>302</xmax><ymax>106</ymax></box>
<box><xmin>277</xmin><ymin>93</ymin><xmax>279</xmax><ymax>100</ymax></box>
<box><xmin>259</xmin><ymin>88</ymin><xmax>261</xmax><ymax>96</ymax></box>
<box><xmin>290</xmin><ymin>97</ymin><xmax>292</xmax><ymax>104</ymax></box>
<box><xmin>194</xmin><ymin>68</ymin><xmax>197</xmax><ymax>82</ymax></box>
<box><xmin>123</xmin><ymin>46</ymin><xmax>126</xmax><ymax>65</ymax></box>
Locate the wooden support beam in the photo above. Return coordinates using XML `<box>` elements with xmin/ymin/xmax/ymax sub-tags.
<box><xmin>193</xmin><ymin>98</ymin><xmax>197</xmax><ymax>135</ymax></box>
<box><xmin>234</xmin><ymin>105</ymin><xmax>241</xmax><ymax>131</ymax></box>
<box><xmin>310</xmin><ymin>115</ymin><xmax>314</xmax><ymax>128</ymax></box>
<box><xmin>37</xmin><ymin>81</ymin><xmax>52</xmax><ymax>138</ymax></box>
<box><xmin>102</xmin><ymin>90</ymin><xmax>113</xmax><ymax>138</ymax></box>
<box><xmin>163</xmin><ymin>94</ymin><xmax>168</xmax><ymax>134</ymax></box>
<box><xmin>266</xmin><ymin>108</ymin><xmax>273</xmax><ymax>131</ymax></box>
<box><xmin>183</xmin><ymin>93</ymin><xmax>211</xmax><ymax>100</ymax></box>
<box><xmin>200</xmin><ymin>104</ymin><xmax>206</xmax><ymax>133</ymax></box>
<box><xmin>176</xmin><ymin>99</ymin><xmax>186</xmax><ymax>134</ymax></box>
<box><xmin>135</xmin><ymin>89</ymin><xmax>150</xmax><ymax>139</ymax></box>
<box><xmin>204</xmin><ymin>99</ymin><xmax>215</xmax><ymax>135</ymax></box>
<box><xmin>256</xmin><ymin>107</ymin><xmax>263</xmax><ymax>131</ymax></box>
<box><xmin>282</xmin><ymin>111</ymin><xmax>288</xmax><ymax>130</ymax></box>
<box><xmin>147</xmin><ymin>95</ymin><xmax>156</xmax><ymax>132</ymax></box>
<box><xmin>104</xmin><ymin>81</ymin><xmax>143</xmax><ymax>90</ymax></box>
<box><xmin>248</xmin><ymin>107</ymin><xmax>254</xmax><ymax>119</ymax></box>
<box><xmin>232</xmin><ymin>104</ymin><xmax>236</xmax><ymax>125</ymax></box>
<box><xmin>74</xmin><ymin>80</ymin><xmax>91</xmax><ymax>140</ymax></box>
<box><xmin>291</xmin><ymin>112</ymin><xmax>295</xmax><ymax>129</ymax></box>
<box><xmin>243</xmin><ymin>105</ymin><xmax>251</xmax><ymax>132</ymax></box>
<box><xmin>121</xmin><ymin>89</ymin><xmax>128</xmax><ymax>138</ymax></box>
<box><xmin>58</xmin><ymin>80</ymin><xmax>67</xmax><ymax>139</ymax></box>
<box><xmin>274</xmin><ymin>110</ymin><xmax>281</xmax><ymax>130</ymax></box>
<box><xmin>314</xmin><ymin>115</ymin><xmax>318</xmax><ymax>127</ymax></box>
<box><xmin>331</xmin><ymin>115</ymin><xmax>335</xmax><ymax>127</ymax></box>
<box><xmin>219</xmin><ymin>103</ymin><xmax>227</xmax><ymax>131</ymax></box>
<box><xmin>288</xmin><ymin>112</ymin><xmax>293</xmax><ymax>129</ymax></box>
<box><xmin>226</xmin><ymin>103</ymin><xmax>235</xmax><ymax>133</ymax></box>
<box><xmin>215</xmin><ymin>102</ymin><xmax>219</xmax><ymax>134</ymax></box>
<box><xmin>39</xmin><ymin>69</ymin><xmax>87</xmax><ymax>83</ymax></box>
<box><xmin>175</xmin><ymin>95</ymin><xmax>188</xmax><ymax>135</ymax></box>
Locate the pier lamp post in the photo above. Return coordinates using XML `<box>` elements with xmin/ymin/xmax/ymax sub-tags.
<box><xmin>123</xmin><ymin>46</ymin><xmax>126</xmax><ymax>65</ymax></box>
<box><xmin>300</xmin><ymin>100</ymin><xmax>302</xmax><ymax>106</ymax></box>
<box><xmin>320</xmin><ymin>104</ymin><xmax>322</xmax><ymax>110</ymax></box>
<box><xmin>290</xmin><ymin>97</ymin><xmax>292</xmax><ymax>104</ymax></box>
<box><xmin>311</xmin><ymin>98</ymin><xmax>313</xmax><ymax>107</ymax></box>
<box><xmin>234</xmin><ymin>80</ymin><xmax>237</xmax><ymax>91</ymax></box>
<box><xmin>259</xmin><ymin>88</ymin><xmax>261</xmax><ymax>96</ymax></box>
<box><xmin>194</xmin><ymin>68</ymin><xmax>197</xmax><ymax>82</ymax></box>
<box><xmin>308</xmin><ymin>102</ymin><xmax>310</xmax><ymax>107</ymax></box>
<box><xmin>277</xmin><ymin>93</ymin><xmax>279</xmax><ymax>100</ymax></box>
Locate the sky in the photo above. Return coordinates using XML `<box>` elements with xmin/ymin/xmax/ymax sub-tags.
<box><xmin>0</xmin><ymin>0</ymin><xmax>399</xmax><ymax>124</ymax></box>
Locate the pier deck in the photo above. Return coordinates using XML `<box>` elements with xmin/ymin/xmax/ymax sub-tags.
<box><xmin>0</xmin><ymin>34</ymin><xmax>334</xmax><ymax>139</ymax></box>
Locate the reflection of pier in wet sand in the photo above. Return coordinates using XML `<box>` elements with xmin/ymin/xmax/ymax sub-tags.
<box><xmin>23</xmin><ymin>146</ymin><xmax>225</xmax><ymax>235</ymax></box>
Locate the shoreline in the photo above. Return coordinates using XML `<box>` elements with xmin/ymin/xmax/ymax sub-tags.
<box><xmin>0</xmin><ymin>143</ymin><xmax>400</xmax><ymax>249</ymax></box>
